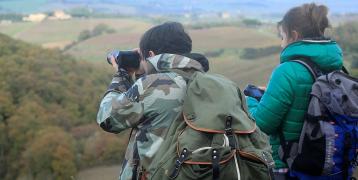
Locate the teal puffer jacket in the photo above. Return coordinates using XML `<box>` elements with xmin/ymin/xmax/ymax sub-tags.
<box><xmin>246</xmin><ymin>40</ymin><xmax>343</xmax><ymax>169</ymax></box>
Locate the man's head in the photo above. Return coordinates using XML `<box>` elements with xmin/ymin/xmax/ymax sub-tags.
<box><xmin>139</xmin><ymin>22</ymin><xmax>192</xmax><ymax>59</ymax></box>
<box><xmin>135</xmin><ymin>22</ymin><xmax>193</xmax><ymax>74</ymax></box>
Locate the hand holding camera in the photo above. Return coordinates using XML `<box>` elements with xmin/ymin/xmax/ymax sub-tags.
<box><xmin>243</xmin><ymin>84</ymin><xmax>265</xmax><ymax>101</ymax></box>
<box><xmin>106</xmin><ymin>50</ymin><xmax>141</xmax><ymax>73</ymax></box>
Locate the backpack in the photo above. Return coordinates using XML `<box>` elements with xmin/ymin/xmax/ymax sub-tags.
<box><xmin>146</xmin><ymin>71</ymin><xmax>274</xmax><ymax>180</ymax></box>
<box><xmin>278</xmin><ymin>59</ymin><xmax>358</xmax><ymax>179</ymax></box>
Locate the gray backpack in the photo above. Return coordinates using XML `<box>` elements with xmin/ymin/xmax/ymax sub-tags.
<box><xmin>279</xmin><ymin>59</ymin><xmax>358</xmax><ymax>179</ymax></box>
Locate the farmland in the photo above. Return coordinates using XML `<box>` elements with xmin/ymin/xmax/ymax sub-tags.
<box><xmin>0</xmin><ymin>17</ymin><xmax>281</xmax><ymax>87</ymax></box>
<box><xmin>0</xmin><ymin>18</ymin><xmax>151</xmax><ymax>49</ymax></box>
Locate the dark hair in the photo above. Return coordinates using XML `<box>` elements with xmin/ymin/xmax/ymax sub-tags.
<box><xmin>183</xmin><ymin>53</ymin><xmax>210</xmax><ymax>72</ymax></box>
<box><xmin>139</xmin><ymin>22</ymin><xmax>192</xmax><ymax>59</ymax></box>
<box><xmin>279</xmin><ymin>3</ymin><xmax>330</xmax><ymax>39</ymax></box>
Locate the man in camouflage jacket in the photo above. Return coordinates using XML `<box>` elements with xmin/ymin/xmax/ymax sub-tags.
<box><xmin>97</xmin><ymin>54</ymin><xmax>204</xmax><ymax>179</ymax></box>
<box><xmin>96</xmin><ymin>22</ymin><xmax>207</xmax><ymax>180</ymax></box>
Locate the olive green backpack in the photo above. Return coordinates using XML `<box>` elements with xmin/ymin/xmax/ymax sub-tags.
<box><xmin>146</xmin><ymin>71</ymin><xmax>274</xmax><ymax>180</ymax></box>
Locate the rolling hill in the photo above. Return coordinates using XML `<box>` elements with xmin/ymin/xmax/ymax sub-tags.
<box><xmin>0</xmin><ymin>18</ymin><xmax>151</xmax><ymax>49</ymax></box>
<box><xmin>0</xmin><ymin>17</ymin><xmax>282</xmax><ymax>88</ymax></box>
<box><xmin>0</xmin><ymin>31</ymin><xmax>131</xmax><ymax>179</ymax></box>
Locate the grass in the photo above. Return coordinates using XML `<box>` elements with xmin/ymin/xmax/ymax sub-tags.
<box><xmin>0</xmin><ymin>21</ymin><xmax>37</xmax><ymax>37</ymax></box>
<box><xmin>58</xmin><ymin>18</ymin><xmax>282</xmax><ymax>88</ymax></box>
<box><xmin>64</xmin><ymin>25</ymin><xmax>280</xmax><ymax>61</ymax></box>
<box><xmin>77</xmin><ymin>165</ymin><xmax>121</xmax><ymax>180</ymax></box>
<box><xmin>0</xmin><ymin>18</ymin><xmax>151</xmax><ymax>48</ymax></box>
<box><xmin>0</xmin><ymin>16</ymin><xmax>283</xmax><ymax>100</ymax></box>
<box><xmin>190</xmin><ymin>26</ymin><xmax>280</xmax><ymax>51</ymax></box>
<box><xmin>209</xmin><ymin>52</ymin><xmax>279</xmax><ymax>88</ymax></box>
<box><xmin>65</xmin><ymin>31</ymin><xmax>143</xmax><ymax>61</ymax></box>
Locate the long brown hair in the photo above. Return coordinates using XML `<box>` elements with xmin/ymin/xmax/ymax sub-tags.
<box><xmin>279</xmin><ymin>3</ymin><xmax>330</xmax><ymax>39</ymax></box>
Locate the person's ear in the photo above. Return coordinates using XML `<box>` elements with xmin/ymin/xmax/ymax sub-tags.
<box><xmin>148</xmin><ymin>51</ymin><xmax>156</xmax><ymax>57</ymax></box>
<box><xmin>290</xmin><ymin>30</ymin><xmax>300</xmax><ymax>42</ymax></box>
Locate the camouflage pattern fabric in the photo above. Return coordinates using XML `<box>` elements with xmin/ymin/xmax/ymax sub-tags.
<box><xmin>97</xmin><ymin>54</ymin><xmax>203</xmax><ymax>180</ymax></box>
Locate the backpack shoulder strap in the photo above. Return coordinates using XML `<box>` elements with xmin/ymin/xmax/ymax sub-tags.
<box><xmin>279</xmin><ymin>58</ymin><xmax>323</xmax><ymax>162</ymax></box>
<box><xmin>291</xmin><ymin>58</ymin><xmax>349</xmax><ymax>77</ymax></box>
<box><xmin>290</xmin><ymin>59</ymin><xmax>323</xmax><ymax>80</ymax></box>
<box><xmin>342</xmin><ymin>66</ymin><xmax>350</xmax><ymax>75</ymax></box>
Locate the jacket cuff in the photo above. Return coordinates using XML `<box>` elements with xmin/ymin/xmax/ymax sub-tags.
<box><xmin>105</xmin><ymin>68</ymin><xmax>133</xmax><ymax>95</ymax></box>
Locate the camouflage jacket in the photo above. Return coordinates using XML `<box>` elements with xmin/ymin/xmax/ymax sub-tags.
<box><xmin>97</xmin><ymin>54</ymin><xmax>203</xmax><ymax>180</ymax></box>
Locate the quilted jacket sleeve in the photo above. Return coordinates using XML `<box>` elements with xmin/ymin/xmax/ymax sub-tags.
<box><xmin>246</xmin><ymin>63</ymin><xmax>296</xmax><ymax>135</ymax></box>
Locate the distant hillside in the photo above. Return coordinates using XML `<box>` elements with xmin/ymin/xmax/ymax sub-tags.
<box><xmin>0</xmin><ymin>33</ymin><xmax>127</xmax><ymax>179</ymax></box>
<box><xmin>0</xmin><ymin>0</ymin><xmax>358</xmax><ymax>17</ymax></box>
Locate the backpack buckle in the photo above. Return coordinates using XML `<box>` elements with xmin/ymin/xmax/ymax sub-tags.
<box><xmin>225</xmin><ymin>116</ymin><xmax>233</xmax><ymax>134</ymax></box>
<box><xmin>169</xmin><ymin>148</ymin><xmax>189</xmax><ymax>179</ymax></box>
<box><xmin>225</xmin><ymin>116</ymin><xmax>237</xmax><ymax>150</ymax></box>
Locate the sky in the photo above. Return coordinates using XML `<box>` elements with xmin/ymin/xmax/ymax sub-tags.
<box><xmin>0</xmin><ymin>0</ymin><xmax>357</xmax><ymax>15</ymax></box>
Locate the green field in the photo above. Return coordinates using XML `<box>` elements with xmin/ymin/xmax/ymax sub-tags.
<box><xmin>0</xmin><ymin>17</ymin><xmax>282</xmax><ymax>87</ymax></box>
<box><xmin>0</xmin><ymin>17</ymin><xmax>281</xmax><ymax>88</ymax></box>
<box><xmin>0</xmin><ymin>18</ymin><xmax>151</xmax><ymax>49</ymax></box>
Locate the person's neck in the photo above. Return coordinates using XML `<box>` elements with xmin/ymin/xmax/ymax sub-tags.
<box><xmin>145</xmin><ymin>61</ymin><xmax>157</xmax><ymax>75</ymax></box>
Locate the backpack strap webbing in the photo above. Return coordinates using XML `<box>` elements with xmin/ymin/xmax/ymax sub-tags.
<box><xmin>342</xmin><ymin>66</ymin><xmax>350</xmax><ymax>75</ymax></box>
<box><xmin>225</xmin><ymin>115</ymin><xmax>237</xmax><ymax>150</ymax></box>
<box><xmin>169</xmin><ymin>148</ymin><xmax>189</xmax><ymax>179</ymax></box>
<box><xmin>291</xmin><ymin>59</ymin><xmax>323</xmax><ymax>80</ymax></box>
<box><xmin>212</xmin><ymin>149</ymin><xmax>220</xmax><ymax>180</ymax></box>
<box><xmin>343</xmin><ymin>132</ymin><xmax>352</xmax><ymax>180</ymax></box>
<box><xmin>278</xmin><ymin>58</ymin><xmax>323</xmax><ymax>164</ymax></box>
<box><xmin>132</xmin><ymin>130</ymin><xmax>140</xmax><ymax>180</ymax></box>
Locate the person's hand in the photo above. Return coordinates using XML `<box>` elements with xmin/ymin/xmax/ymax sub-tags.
<box><xmin>107</xmin><ymin>50</ymin><xmax>120</xmax><ymax>71</ymax></box>
<box><xmin>258</xmin><ymin>86</ymin><xmax>266</xmax><ymax>91</ymax></box>
<box><xmin>109</xmin><ymin>55</ymin><xmax>119</xmax><ymax>71</ymax></box>
<box><xmin>132</xmin><ymin>48</ymin><xmax>141</xmax><ymax>57</ymax></box>
<box><xmin>107</xmin><ymin>50</ymin><xmax>137</xmax><ymax>76</ymax></box>
<box><xmin>244</xmin><ymin>84</ymin><xmax>265</xmax><ymax>101</ymax></box>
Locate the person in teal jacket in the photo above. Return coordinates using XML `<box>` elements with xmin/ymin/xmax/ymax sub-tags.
<box><xmin>245</xmin><ymin>3</ymin><xmax>343</xmax><ymax>179</ymax></box>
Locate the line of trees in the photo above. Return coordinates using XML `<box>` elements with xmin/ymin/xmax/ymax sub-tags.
<box><xmin>0</xmin><ymin>13</ymin><xmax>23</xmax><ymax>22</ymax></box>
<box><xmin>63</xmin><ymin>23</ymin><xmax>116</xmax><ymax>51</ymax></box>
<box><xmin>78</xmin><ymin>23</ymin><xmax>116</xmax><ymax>41</ymax></box>
<box><xmin>240</xmin><ymin>46</ymin><xmax>281</xmax><ymax>60</ymax></box>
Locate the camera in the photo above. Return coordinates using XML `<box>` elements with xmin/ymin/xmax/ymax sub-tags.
<box><xmin>107</xmin><ymin>50</ymin><xmax>141</xmax><ymax>70</ymax></box>
<box><xmin>243</xmin><ymin>84</ymin><xmax>265</xmax><ymax>101</ymax></box>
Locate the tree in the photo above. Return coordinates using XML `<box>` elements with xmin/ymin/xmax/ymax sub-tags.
<box><xmin>23</xmin><ymin>127</ymin><xmax>77</xmax><ymax>180</ymax></box>
<box><xmin>351</xmin><ymin>56</ymin><xmax>358</xmax><ymax>69</ymax></box>
<box><xmin>78</xmin><ymin>30</ymin><xmax>92</xmax><ymax>41</ymax></box>
<box><xmin>82</xmin><ymin>131</ymin><xmax>126</xmax><ymax>167</ymax></box>
<box><xmin>92</xmin><ymin>23</ymin><xmax>115</xmax><ymax>36</ymax></box>
<box><xmin>334</xmin><ymin>22</ymin><xmax>358</xmax><ymax>53</ymax></box>
<box><xmin>242</xmin><ymin>18</ymin><xmax>262</xmax><ymax>27</ymax></box>
<box><xmin>241</xmin><ymin>46</ymin><xmax>281</xmax><ymax>59</ymax></box>
<box><xmin>0</xmin><ymin>91</ymin><xmax>14</xmax><ymax>179</ymax></box>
